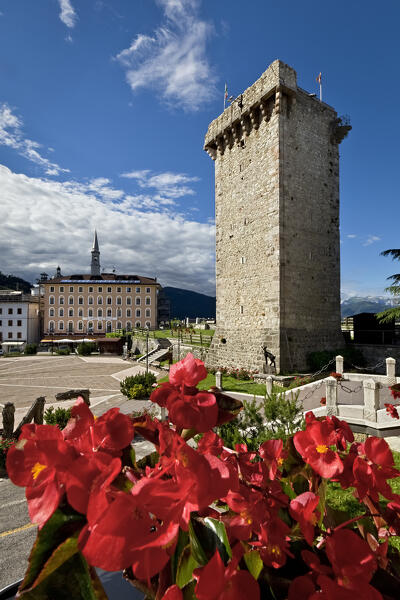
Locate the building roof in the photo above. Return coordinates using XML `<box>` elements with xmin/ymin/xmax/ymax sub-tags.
<box><xmin>0</xmin><ymin>290</ymin><xmax>39</xmax><ymax>303</ymax></box>
<box><xmin>42</xmin><ymin>273</ymin><xmax>158</xmax><ymax>285</ymax></box>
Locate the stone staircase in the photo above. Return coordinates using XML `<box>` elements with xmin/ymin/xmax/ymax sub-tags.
<box><xmin>137</xmin><ymin>345</ymin><xmax>171</xmax><ymax>365</ymax></box>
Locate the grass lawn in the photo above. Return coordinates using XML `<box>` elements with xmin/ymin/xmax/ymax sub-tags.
<box><xmin>158</xmin><ymin>372</ymin><xmax>276</xmax><ymax>396</ymax></box>
<box><xmin>132</xmin><ymin>328</ymin><xmax>215</xmax><ymax>339</ymax></box>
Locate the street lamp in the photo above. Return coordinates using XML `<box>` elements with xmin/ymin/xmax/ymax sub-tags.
<box><xmin>145</xmin><ymin>325</ymin><xmax>149</xmax><ymax>374</ymax></box>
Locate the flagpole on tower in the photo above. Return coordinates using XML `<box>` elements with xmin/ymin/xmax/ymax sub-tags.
<box><xmin>224</xmin><ymin>83</ymin><xmax>228</xmax><ymax>110</ymax></box>
<box><xmin>316</xmin><ymin>72</ymin><xmax>322</xmax><ymax>102</ymax></box>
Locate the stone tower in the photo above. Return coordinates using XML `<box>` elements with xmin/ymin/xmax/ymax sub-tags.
<box><xmin>91</xmin><ymin>230</ymin><xmax>101</xmax><ymax>276</ymax></box>
<box><xmin>204</xmin><ymin>60</ymin><xmax>350</xmax><ymax>373</ymax></box>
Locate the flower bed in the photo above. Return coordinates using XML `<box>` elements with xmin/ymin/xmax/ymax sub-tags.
<box><xmin>6</xmin><ymin>353</ymin><xmax>400</xmax><ymax>599</ymax></box>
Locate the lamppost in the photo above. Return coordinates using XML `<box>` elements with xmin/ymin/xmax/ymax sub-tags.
<box><xmin>145</xmin><ymin>325</ymin><xmax>149</xmax><ymax>375</ymax></box>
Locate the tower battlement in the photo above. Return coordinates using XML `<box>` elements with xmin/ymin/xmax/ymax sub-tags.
<box><xmin>205</xmin><ymin>60</ymin><xmax>349</xmax><ymax>373</ymax></box>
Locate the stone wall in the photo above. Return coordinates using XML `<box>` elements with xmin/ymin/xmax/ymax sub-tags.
<box><xmin>204</xmin><ymin>60</ymin><xmax>346</xmax><ymax>373</ymax></box>
<box><xmin>351</xmin><ymin>344</ymin><xmax>400</xmax><ymax>375</ymax></box>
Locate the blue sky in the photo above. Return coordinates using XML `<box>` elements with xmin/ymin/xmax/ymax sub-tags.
<box><xmin>0</xmin><ymin>0</ymin><xmax>399</xmax><ymax>297</ymax></box>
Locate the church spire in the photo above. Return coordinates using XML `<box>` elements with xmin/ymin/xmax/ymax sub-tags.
<box><xmin>91</xmin><ymin>230</ymin><xmax>101</xmax><ymax>276</ymax></box>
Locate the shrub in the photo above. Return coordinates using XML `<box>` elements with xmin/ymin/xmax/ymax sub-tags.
<box><xmin>24</xmin><ymin>343</ymin><xmax>37</xmax><ymax>355</ymax></box>
<box><xmin>77</xmin><ymin>342</ymin><xmax>97</xmax><ymax>356</ymax></box>
<box><xmin>307</xmin><ymin>346</ymin><xmax>365</xmax><ymax>373</ymax></box>
<box><xmin>56</xmin><ymin>348</ymin><xmax>70</xmax><ymax>355</ymax></box>
<box><xmin>44</xmin><ymin>406</ymin><xmax>72</xmax><ymax>430</ymax></box>
<box><xmin>216</xmin><ymin>390</ymin><xmax>304</xmax><ymax>451</ymax></box>
<box><xmin>120</xmin><ymin>372</ymin><xmax>157</xmax><ymax>399</ymax></box>
<box><xmin>0</xmin><ymin>437</ymin><xmax>14</xmax><ymax>471</ymax></box>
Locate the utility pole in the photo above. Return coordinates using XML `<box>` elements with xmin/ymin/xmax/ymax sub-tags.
<box><xmin>146</xmin><ymin>327</ymin><xmax>149</xmax><ymax>374</ymax></box>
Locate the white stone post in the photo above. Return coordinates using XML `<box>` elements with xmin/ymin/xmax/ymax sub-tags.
<box><xmin>386</xmin><ymin>357</ymin><xmax>396</xmax><ymax>385</ymax></box>
<box><xmin>161</xmin><ymin>407</ymin><xmax>167</xmax><ymax>421</ymax></box>
<box><xmin>215</xmin><ymin>371</ymin><xmax>222</xmax><ymax>391</ymax></box>
<box><xmin>335</xmin><ymin>355</ymin><xmax>344</xmax><ymax>375</ymax></box>
<box><xmin>363</xmin><ymin>379</ymin><xmax>381</xmax><ymax>422</ymax></box>
<box><xmin>325</xmin><ymin>377</ymin><xmax>338</xmax><ymax>416</ymax></box>
<box><xmin>266</xmin><ymin>376</ymin><xmax>273</xmax><ymax>396</ymax></box>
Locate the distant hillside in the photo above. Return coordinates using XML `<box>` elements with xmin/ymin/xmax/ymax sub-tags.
<box><xmin>0</xmin><ymin>271</ymin><xmax>32</xmax><ymax>293</ymax></box>
<box><xmin>162</xmin><ymin>287</ymin><xmax>216</xmax><ymax>320</ymax></box>
<box><xmin>341</xmin><ymin>296</ymin><xmax>398</xmax><ymax>318</ymax></box>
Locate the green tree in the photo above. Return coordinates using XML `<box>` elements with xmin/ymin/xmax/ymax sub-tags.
<box><xmin>377</xmin><ymin>249</ymin><xmax>400</xmax><ymax>323</ymax></box>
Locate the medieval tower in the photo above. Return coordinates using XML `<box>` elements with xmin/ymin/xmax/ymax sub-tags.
<box><xmin>204</xmin><ymin>60</ymin><xmax>350</xmax><ymax>373</ymax></box>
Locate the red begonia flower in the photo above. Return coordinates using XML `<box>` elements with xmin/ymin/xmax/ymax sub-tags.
<box><xmin>223</xmin><ymin>485</ymin><xmax>270</xmax><ymax>540</ymax></box>
<box><xmin>150</xmin><ymin>382</ymin><xmax>179</xmax><ymax>408</ymax></box>
<box><xmin>385</xmin><ymin>403</ymin><xmax>399</xmax><ymax>419</ymax></box>
<box><xmin>328</xmin><ymin>416</ymin><xmax>354</xmax><ymax>450</ymax></box>
<box><xmin>169</xmin><ymin>353</ymin><xmax>208</xmax><ymax>388</ymax></box>
<box><xmin>294</xmin><ymin>419</ymin><xmax>343</xmax><ymax>478</ymax></box>
<box><xmin>353</xmin><ymin>437</ymin><xmax>398</xmax><ymax>502</ymax></box>
<box><xmin>193</xmin><ymin>549</ymin><xmax>260</xmax><ymax>600</ymax></box>
<box><xmin>289</xmin><ymin>492</ymin><xmax>320</xmax><ymax>545</ymax></box>
<box><xmin>163</xmin><ymin>585</ymin><xmax>183</xmax><ymax>600</ymax></box>
<box><xmin>288</xmin><ymin>575</ymin><xmax>316</xmax><ymax>600</ymax></box>
<box><xmin>259</xmin><ymin>439</ymin><xmax>285</xmax><ymax>480</ymax></box>
<box><xmin>6</xmin><ymin>424</ymin><xmax>75</xmax><ymax>525</ymax></box>
<box><xmin>167</xmin><ymin>390</ymin><xmax>218</xmax><ymax>432</ymax></box>
<box><xmin>197</xmin><ymin>431</ymin><xmax>224</xmax><ymax>456</ymax></box>
<box><xmin>325</xmin><ymin>529</ymin><xmax>377</xmax><ymax>587</ymax></box>
<box><xmin>254</xmin><ymin>517</ymin><xmax>291</xmax><ymax>569</ymax></box>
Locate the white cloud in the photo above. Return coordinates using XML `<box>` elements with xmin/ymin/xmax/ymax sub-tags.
<box><xmin>58</xmin><ymin>0</ymin><xmax>77</xmax><ymax>29</ymax></box>
<box><xmin>115</xmin><ymin>0</ymin><xmax>216</xmax><ymax>110</ymax></box>
<box><xmin>0</xmin><ymin>165</ymin><xmax>215</xmax><ymax>295</ymax></box>
<box><xmin>346</xmin><ymin>234</ymin><xmax>357</xmax><ymax>239</ymax></box>
<box><xmin>121</xmin><ymin>169</ymin><xmax>199</xmax><ymax>198</ymax></box>
<box><xmin>0</xmin><ymin>103</ymin><xmax>69</xmax><ymax>176</ymax></box>
<box><xmin>363</xmin><ymin>235</ymin><xmax>381</xmax><ymax>246</ymax></box>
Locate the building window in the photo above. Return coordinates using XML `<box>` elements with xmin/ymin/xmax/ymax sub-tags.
<box><xmin>69</xmin><ymin>286</ymin><xmax>74</xmax><ymax>293</ymax></box>
<box><xmin>126</xmin><ymin>287</ymin><xmax>131</xmax><ymax>293</ymax></box>
<box><xmin>59</xmin><ymin>286</ymin><xmax>64</xmax><ymax>293</ymax></box>
<box><xmin>59</xmin><ymin>296</ymin><xmax>64</xmax><ymax>305</ymax></box>
<box><xmin>78</xmin><ymin>296</ymin><xmax>84</xmax><ymax>305</ymax></box>
<box><xmin>8</xmin><ymin>320</ymin><xmax>12</xmax><ymax>326</ymax></box>
<box><xmin>16</xmin><ymin>331</ymin><xmax>22</xmax><ymax>339</ymax></box>
<box><xmin>88</xmin><ymin>296</ymin><xmax>93</xmax><ymax>305</ymax></box>
<box><xmin>50</xmin><ymin>286</ymin><xmax>54</xmax><ymax>293</ymax></box>
<box><xmin>135</xmin><ymin>321</ymin><xmax>141</xmax><ymax>328</ymax></box>
<box><xmin>8</xmin><ymin>332</ymin><xmax>12</xmax><ymax>339</ymax></box>
<box><xmin>117</xmin><ymin>296</ymin><xmax>122</xmax><ymax>305</ymax></box>
<box><xmin>126</xmin><ymin>309</ymin><xmax>131</xmax><ymax>317</ymax></box>
<box><xmin>8</xmin><ymin>308</ymin><xmax>13</xmax><ymax>314</ymax></box>
<box><xmin>107</xmin><ymin>308</ymin><xmax>112</xmax><ymax>317</ymax></box>
<box><xmin>136</xmin><ymin>297</ymin><xmax>141</xmax><ymax>305</ymax></box>
<box><xmin>98</xmin><ymin>286</ymin><xmax>103</xmax><ymax>293</ymax></box>
<box><xmin>106</xmin><ymin>321</ymin><xmax>112</xmax><ymax>333</ymax></box>
<box><xmin>68</xmin><ymin>308</ymin><xmax>74</xmax><ymax>317</ymax></box>
<box><xmin>17</xmin><ymin>308</ymin><xmax>22</xmax><ymax>315</ymax></box>
<box><xmin>49</xmin><ymin>296</ymin><xmax>55</xmax><ymax>305</ymax></box>
<box><xmin>88</xmin><ymin>309</ymin><xmax>93</xmax><ymax>317</ymax></box>
<box><xmin>136</xmin><ymin>287</ymin><xmax>140</xmax><ymax>293</ymax></box>
<box><xmin>78</xmin><ymin>287</ymin><xmax>83</xmax><ymax>293</ymax></box>
<box><xmin>145</xmin><ymin>297</ymin><xmax>151</xmax><ymax>305</ymax></box>
<box><xmin>78</xmin><ymin>308</ymin><xmax>83</xmax><ymax>317</ymax></box>
<box><xmin>0</xmin><ymin>320</ymin><xmax>2</xmax><ymax>326</ymax></box>
<box><xmin>145</xmin><ymin>309</ymin><xmax>151</xmax><ymax>318</ymax></box>
<box><xmin>0</xmin><ymin>308</ymin><xmax>2</xmax><ymax>314</ymax></box>
<box><xmin>68</xmin><ymin>321</ymin><xmax>73</xmax><ymax>333</ymax></box>
<box><xmin>107</xmin><ymin>287</ymin><xmax>112</xmax><ymax>293</ymax></box>
<box><xmin>146</xmin><ymin>287</ymin><xmax>150</xmax><ymax>293</ymax></box>
<box><xmin>145</xmin><ymin>321</ymin><xmax>151</xmax><ymax>328</ymax></box>
<box><xmin>97</xmin><ymin>309</ymin><xmax>103</xmax><ymax>318</ymax></box>
<box><xmin>78</xmin><ymin>321</ymin><xmax>83</xmax><ymax>331</ymax></box>
<box><xmin>107</xmin><ymin>296</ymin><xmax>112</xmax><ymax>305</ymax></box>
<box><xmin>49</xmin><ymin>308</ymin><xmax>55</xmax><ymax>317</ymax></box>
<box><xmin>59</xmin><ymin>321</ymin><xmax>64</xmax><ymax>330</ymax></box>
<box><xmin>126</xmin><ymin>322</ymin><xmax>132</xmax><ymax>331</ymax></box>
<box><xmin>17</xmin><ymin>320</ymin><xmax>22</xmax><ymax>326</ymax></box>
<box><xmin>136</xmin><ymin>309</ymin><xmax>141</xmax><ymax>318</ymax></box>
<box><xmin>59</xmin><ymin>308</ymin><xmax>64</xmax><ymax>317</ymax></box>
<box><xmin>98</xmin><ymin>322</ymin><xmax>103</xmax><ymax>330</ymax></box>
<box><xmin>97</xmin><ymin>296</ymin><xmax>103</xmax><ymax>304</ymax></box>
<box><xmin>117</xmin><ymin>308</ymin><xmax>122</xmax><ymax>317</ymax></box>
<box><xmin>117</xmin><ymin>321</ymin><xmax>122</xmax><ymax>329</ymax></box>
<box><xmin>49</xmin><ymin>321</ymin><xmax>55</xmax><ymax>332</ymax></box>
<box><xmin>117</xmin><ymin>287</ymin><xmax>121</xmax><ymax>293</ymax></box>
<box><xmin>88</xmin><ymin>321</ymin><xmax>93</xmax><ymax>332</ymax></box>
<box><xmin>88</xmin><ymin>287</ymin><xmax>93</xmax><ymax>293</ymax></box>
<box><xmin>68</xmin><ymin>296</ymin><xmax>74</xmax><ymax>305</ymax></box>
<box><xmin>126</xmin><ymin>297</ymin><xmax>131</xmax><ymax>305</ymax></box>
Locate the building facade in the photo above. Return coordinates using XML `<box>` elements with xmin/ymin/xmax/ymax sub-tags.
<box><xmin>0</xmin><ymin>289</ymin><xmax>40</xmax><ymax>351</ymax></box>
<box><xmin>41</xmin><ymin>233</ymin><xmax>159</xmax><ymax>338</ymax></box>
<box><xmin>204</xmin><ymin>60</ymin><xmax>350</xmax><ymax>372</ymax></box>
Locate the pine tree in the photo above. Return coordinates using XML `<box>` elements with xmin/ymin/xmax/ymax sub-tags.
<box><xmin>377</xmin><ymin>249</ymin><xmax>400</xmax><ymax>323</ymax></box>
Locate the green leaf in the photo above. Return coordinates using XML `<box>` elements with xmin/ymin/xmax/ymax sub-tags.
<box><xmin>243</xmin><ymin>550</ymin><xmax>263</xmax><ymax>580</ymax></box>
<box><xmin>136</xmin><ymin>450</ymin><xmax>160</xmax><ymax>470</ymax></box>
<box><xmin>188</xmin><ymin>519</ymin><xmax>208</xmax><ymax>566</ymax></box>
<box><xmin>176</xmin><ymin>546</ymin><xmax>199</xmax><ymax>589</ymax></box>
<box><xmin>30</xmin><ymin>534</ymin><xmax>79</xmax><ymax>589</ymax></box>
<box><xmin>19</xmin><ymin>507</ymin><xmax>85</xmax><ymax>591</ymax></box>
<box><xmin>203</xmin><ymin>518</ymin><xmax>232</xmax><ymax>559</ymax></box>
<box><xmin>171</xmin><ymin>529</ymin><xmax>190</xmax><ymax>582</ymax></box>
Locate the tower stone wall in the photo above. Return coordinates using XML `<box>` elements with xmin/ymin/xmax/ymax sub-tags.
<box><xmin>204</xmin><ymin>60</ymin><xmax>347</xmax><ymax>373</ymax></box>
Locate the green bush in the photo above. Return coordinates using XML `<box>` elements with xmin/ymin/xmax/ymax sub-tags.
<box><xmin>120</xmin><ymin>372</ymin><xmax>157</xmax><ymax>399</ymax></box>
<box><xmin>307</xmin><ymin>347</ymin><xmax>365</xmax><ymax>373</ymax></box>
<box><xmin>216</xmin><ymin>390</ymin><xmax>304</xmax><ymax>451</ymax></box>
<box><xmin>0</xmin><ymin>438</ymin><xmax>15</xmax><ymax>471</ymax></box>
<box><xmin>24</xmin><ymin>343</ymin><xmax>38</xmax><ymax>355</ymax></box>
<box><xmin>44</xmin><ymin>406</ymin><xmax>72</xmax><ymax>430</ymax></box>
<box><xmin>56</xmin><ymin>348</ymin><xmax>70</xmax><ymax>355</ymax></box>
<box><xmin>77</xmin><ymin>342</ymin><xmax>97</xmax><ymax>356</ymax></box>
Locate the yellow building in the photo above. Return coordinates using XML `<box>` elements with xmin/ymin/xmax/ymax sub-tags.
<box><xmin>41</xmin><ymin>232</ymin><xmax>159</xmax><ymax>338</ymax></box>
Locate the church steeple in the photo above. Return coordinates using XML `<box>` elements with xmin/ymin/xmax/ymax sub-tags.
<box><xmin>91</xmin><ymin>230</ymin><xmax>101</xmax><ymax>276</ymax></box>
